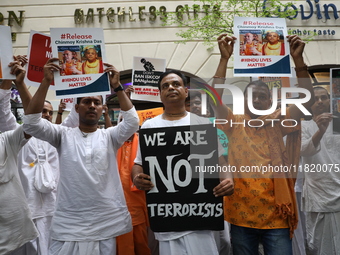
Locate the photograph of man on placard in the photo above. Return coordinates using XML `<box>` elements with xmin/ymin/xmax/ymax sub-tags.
<box><xmin>80</xmin><ymin>45</ymin><xmax>104</xmax><ymax>74</ymax></box>
<box><xmin>58</xmin><ymin>46</ymin><xmax>82</xmax><ymax>76</ymax></box>
<box><xmin>262</xmin><ymin>30</ymin><xmax>285</xmax><ymax>56</ymax></box>
<box><xmin>239</xmin><ymin>30</ymin><xmax>263</xmax><ymax>56</ymax></box>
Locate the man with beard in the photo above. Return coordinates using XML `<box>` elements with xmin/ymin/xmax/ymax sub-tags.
<box><xmin>300</xmin><ymin>86</ymin><xmax>340</xmax><ymax>255</ymax></box>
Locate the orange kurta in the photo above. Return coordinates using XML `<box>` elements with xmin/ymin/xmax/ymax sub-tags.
<box><xmin>219</xmin><ymin>107</ymin><xmax>299</xmax><ymax>230</ymax></box>
<box><xmin>116</xmin><ymin>134</ymin><xmax>150</xmax><ymax>255</ymax></box>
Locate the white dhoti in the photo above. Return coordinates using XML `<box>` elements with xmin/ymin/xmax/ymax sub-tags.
<box><xmin>306</xmin><ymin>211</ymin><xmax>340</xmax><ymax>255</ymax></box>
<box><xmin>213</xmin><ymin>221</ymin><xmax>232</xmax><ymax>255</ymax></box>
<box><xmin>49</xmin><ymin>238</ymin><xmax>116</xmax><ymax>255</ymax></box>
<box><xmin>9</xmin><ymin>216</ymin><xmax>53</xmax><ymax>255</ymax></box>
<box><xmin>159</xmin><ymin>231</ymin><xmax>218</xmax><ymax>255</ymax></box>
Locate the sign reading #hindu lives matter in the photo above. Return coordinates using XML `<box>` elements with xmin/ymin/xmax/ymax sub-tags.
<box><xmin>140</xmin><ymin>124</ymin><xmax>224</xmax><ymax>232</ymax></box>
<box><xmin>131</xmin><ymin>56</ymin><xmax>166</xmax><ymax>103</ymax></box>
<box><xmin>25</xmin><ymin>31</ymin><xmax>55</xmax><ymax>88</ymax></box>
<box><xmin>330</xmin><ymin>69</ymin><xmax>340</xmax><ymax>134</ymax></box>
<box><xmin>233</xmin><ymin>17</ymin><xmax>291</xmax><ymax>77</ymax></box>
<box><xmin>50</xmin><ymin>28</ymin><xmax>110</xmax><ymax>99</ymax></box>
<box><xmin>0</xmin><ymin>26</ymin><xmax>15</xmax><ymax>79</ymax></box>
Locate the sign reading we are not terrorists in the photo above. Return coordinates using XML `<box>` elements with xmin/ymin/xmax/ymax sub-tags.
<box><xmin>140</xmin><ymin>124</ymin><xmax>224</xmax><ymax>232</ymax></box>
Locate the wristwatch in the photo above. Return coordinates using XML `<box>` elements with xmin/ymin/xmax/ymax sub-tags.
<box><xmin>114</xmin><ymin>84</ymin><xmax>124</xmax><ymax>93</ymax></box>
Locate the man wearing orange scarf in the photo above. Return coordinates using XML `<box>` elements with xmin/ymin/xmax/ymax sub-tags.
<box><xmin>116</xmin><ymin>133</ymin><xmax>151</xmax><ymax>255</ymax></box>
<box><xmin>212</xmin><ymin>33</ymin><xmax>314</xmax><ymax>255</ymax></box>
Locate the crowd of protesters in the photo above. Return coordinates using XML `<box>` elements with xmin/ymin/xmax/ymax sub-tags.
<box><xmin>0</xmin><ymin>32</ymin><xmax>338</xmax><ymax>255</ymax></box>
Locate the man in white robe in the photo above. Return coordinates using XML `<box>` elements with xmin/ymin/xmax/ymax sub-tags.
<box><xmin>0</xmin><ymin>60</ymin><xmax>38</xmax><ymax>254</ymax></box>
<box><xmin>0</xmin><ymin>126</ymin><xmax>38</xmax><ymax>254</ymax></box>
<box><xmin>300</xmin><ymin>86</ymin><xmax>340</xmax><ymax>255</ymax></box>
<box><xmin>0</xmin><ymin>57</ymin><xmax>78</xmax><ymax>255</ymax></box>
<box><xmin>23</xmin><ymin>58</ymin><xmax>139</xmax><ymax>255</ymax></box>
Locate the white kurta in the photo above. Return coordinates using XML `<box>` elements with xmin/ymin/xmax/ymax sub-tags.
<box><xmin>0</xmin><ymin>126</ymin><xmax>38</xmax><ymax>254</ymax></box>
<box><xmin>0</xmin><ymin>89</ymin><xmax>80</xmax><ymax>255</ymax></box>
<box><xmin>23</xmin><ymin>107</ymin><xmax>139</xmax><ymax>241</ymax></box>
<box><xmin>134</xmin><ymin>112</ymin><xmax>219</xmax><ymax>255</ymax></box>
<box><xmin>300</xmin><ymin>119</ymin><xmax>340</xmax><ymax>255</ymax></box>
<box><xmin>0</xmin><ymin>88</ymin><xmax>78</xmax><ymax>219</ymax></box>
<box><xmin>300</xmin><ymin>120</ymin><xmax>340</xmax><ymax>212</ymax></box>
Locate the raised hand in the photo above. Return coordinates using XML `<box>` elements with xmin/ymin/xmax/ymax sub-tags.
<box><xmin>217</xmin><ymin>34</ymin><xmax>237</xmax><ymax>60</ymax></box>
<box><xmin>8</xmin><ymin>58</ymin><xmax>26</xmax><ymax>84</ymax></box>
<box><xmin>315</xmin><ymin>112</ymin><xmax>333</xmax><ymax>134</ymax></box>
<box><xmin>287</xmin><ymin>35</ymin><xmax>305</xmax><ymax>60</ymax></box>
<box><xmin>43</xmin><ymin>58</ymin><xmax>61</xmax><ymax>83</ymax></box>
<box><xmin>104</xmin><ymin>63</ymin><xmax>120</xmax><ymax>90</ymax></box>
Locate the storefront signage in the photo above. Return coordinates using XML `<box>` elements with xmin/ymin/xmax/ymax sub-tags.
<box><xmin>74</xmin><ymin>0</ymin><xmax>340</xmax><ymax>24</ymax></box>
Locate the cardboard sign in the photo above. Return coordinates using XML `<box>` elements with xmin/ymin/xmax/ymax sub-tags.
<box><xmin>50</xmin><ymin>28</ymin><xmax>110</xmax><ymax>98</ymax></box>
<box><xmin>233</xmin><ymin>17</ymin><xmax>291</xmax><ymax>77</ymax></box>
<box><xmin>131</xmin><ymin>56</ymin><xmax>166</xmax><ymax>102</ymax></box>
<box><xmin>140</xmin><ymin>124</ymin><xmax>224</xmax><ymax>232</ymax></box>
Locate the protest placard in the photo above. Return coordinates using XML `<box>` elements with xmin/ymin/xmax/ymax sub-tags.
<box><xmin>0</xmin><ymin>26</ymin><xmax>15</xmax><ymax>79</ymax></box>
<box><xmin>137</xmin><ymin>107</ymin><xmax>163</xmax><ymax>126</ymax></box>
<box><xmin>233</xmin><ymin>17</ymin><xmax>291</xmax><ymax>77</ymax></box>
<box><xmin>131</xmin><ymin>56</ymin><xmax>166</xmax><ymax>102</ymax></box>
<box><xmin>61</xmin><ymin>98</ymin><xmax>75</xmax><ymax>111</ymax></box>
<box><xmin>50</xmin><ymin>28</ymin><xmax>110</xmax><ymax>98</ymax></box>
<box><xmin>330</xmin><ymin>68</ymin><xmax>340</xmax><ymax>134</ymax></box>
<box><xmin>140</xmin><ymin>124</ymin><xmax>223</xmax><ymax>232</ymax></box>
<box><xmin>25</xmin><ymin>31</ymin><xmax>55</xmax><ymax>88</ymax></box>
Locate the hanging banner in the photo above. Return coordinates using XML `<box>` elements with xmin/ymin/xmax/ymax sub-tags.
<box><xmin>0</xmin><ymin>26</ymin><xmax>15</xmax><ymax>79</ymax></box>
<box><xmin>233</xmin><ymin>17</ymin><xmax>291</xmax><ymax>77</ymax></box>
<box><xmin>131</xmin><ymin>56</ymin><xmax>166</xmax><ymax>102</ymax></box>
<box><xmin>140</xmin><ymin>124</ymin><xmax>224</xmax><ymax>232</ymax></box>
<box><xmin>50</xmin><ymin>28</ymin><xmax>110</xmax><ymax>98</ymax></box>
